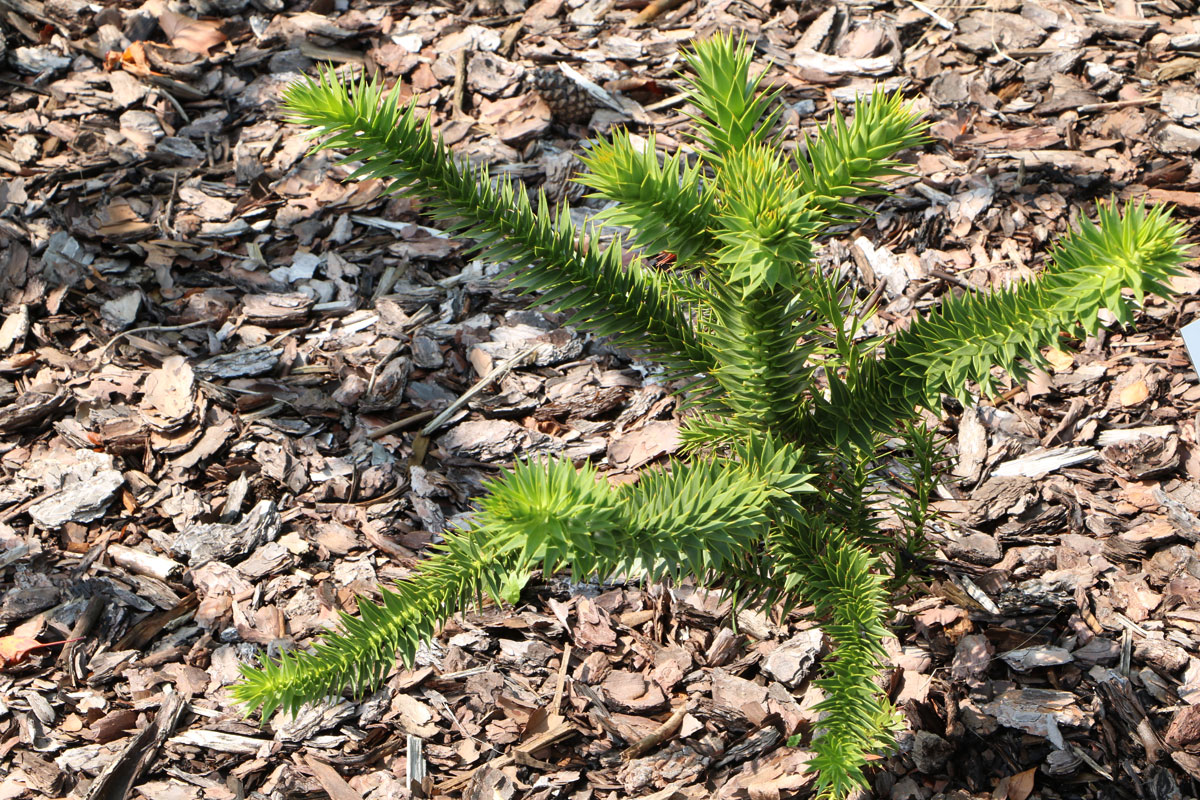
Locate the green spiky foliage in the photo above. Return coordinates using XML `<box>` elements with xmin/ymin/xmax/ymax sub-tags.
<box><xmin>234</xmin><ymin>34</ymin><xmax>1190</xmax><ymax>797</ymax></box>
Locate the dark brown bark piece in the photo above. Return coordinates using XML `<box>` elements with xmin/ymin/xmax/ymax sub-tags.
<box><xmin>82</xmin><ymin>690</ymin><xmax>186</xmax><ymax>800</ymax></box>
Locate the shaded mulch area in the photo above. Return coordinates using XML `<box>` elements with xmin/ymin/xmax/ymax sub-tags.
<box><xmin>3</xmin><ymin>0</ymin><xmax>1200</xmax><ymax>798</ymax></box>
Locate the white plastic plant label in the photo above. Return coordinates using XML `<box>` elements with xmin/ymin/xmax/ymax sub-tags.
<box><xmin>1182</xmin><ymin>318</ymin><xmax>1200</xmax><ymax>374</ymax></box>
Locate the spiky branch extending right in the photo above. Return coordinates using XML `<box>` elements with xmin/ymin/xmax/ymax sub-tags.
<box><xmin>809</xmin><ymin>201</ymin><xmax>1188</xmax><ymax>449</ymax></box>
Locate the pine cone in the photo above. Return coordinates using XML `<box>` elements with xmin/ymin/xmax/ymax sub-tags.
<box><xmin>541</xmin><ymin>149</ymin><xmax>586</xmax><ymax>203</ymax></box>
<box><xmin>532</xmin><ymin>68</ymin><xmax>596</xmax><ymax>124</ymax></box>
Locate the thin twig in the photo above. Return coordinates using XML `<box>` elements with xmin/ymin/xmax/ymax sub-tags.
<box><xmin>629</xmin><ymin>0</ymin><xmax>686</xmax><ymax>26</ymax></box>
<box><xmin>451</xmin><ymin>48</ymin><xmax>469</xmax><ymax>116</ymax></box>
<box><xmin>85</xmin><ymin>320</ymin><xmax>210</xmax><ymax>377</ymax></box>
<box><xmin>1075</xmin><ymin>94</ymin><xmax>1161</xmax><ymax>115</ymax></box>
<box><xmin>151</xmin><ymin>85</ymin><xmax>190</xmax><ymax>125</ymax></box>
<box><xmin>642</xmin><ymin>93</ymin><xmax>688</xmax><ymax>113</ymax></box>
<box><xmin>419</xmin><ymin>345</ymin><xmax>538</xmax><ymax>436</ymax></box>
<box><xmin>905</xmin><ymin>0</ymin><xmax>955</xmax><ymax>30</ymax></box>
<box><xmin>368</xmin><ymin>410</ymin><xmax>436</xmax><ymax>440</ymax></box>
<box><xmin>58</xmin><ymin>594</ymin><xmax>104</xmax><ymax>686</ymax></box>
<box><xmin>622</xmin><ymin>706</ymin><xmax>688</xmax><ymax>761</ymax></box>
<box><xmin>929</xmin><ymin>268</ymin><xmax>979</xmax><ymax>292</ymax></box>
<box><xmin>552</xmin><ymin>643</ymin><xmax>572</xmax><ymax>713</ymax></box>
<box><xmin>0</xmin><ymin>488</ymin><xmax>62</xmax><ymax>523</ymax></box>
<box><xmin>499</xmin><ymin>19</ymin><xmax>524</xmax><ymax>58</ymax></box>
<box><xmin>989</xmin><ymin>11</ymin><xmax>1021</xmax><ymax>66</ymax></box>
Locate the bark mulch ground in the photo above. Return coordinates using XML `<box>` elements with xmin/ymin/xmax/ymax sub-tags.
<box><xmin>4</xmin><ymin>0</ymin><xmax>1200</xmax><ymax>798</ymax></box>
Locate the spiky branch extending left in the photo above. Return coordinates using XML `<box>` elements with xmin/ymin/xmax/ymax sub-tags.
<box><xmin>284</xmin><ymin>70</ymin><xmax>716</xmax><ymax>386</ymax></box>
<box><xmin>235</xmin><ymin>438</ymin><xmax>812</xmax><ymax>718</ymax></box>
<box><xmin>577</xmin><ymin>131</ymin><xmax>719</xmax><ymax>266</ymax></box>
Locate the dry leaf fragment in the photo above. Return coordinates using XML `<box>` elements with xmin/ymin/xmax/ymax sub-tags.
<box><xmin>607</xmin><ymin>420</ymin><xmax>680</xmax><ymax>472</ymax></box>
<box><xmin>117</xmin><ymin>41</ymin><xmax>155</xmax><ymax>76</ymax></box>
<box><xmin>96</xmin><ymin>199</ymin><xmax>152</xmax><ymax>238</ymax></box>
<box><xmin>1045</xmin><ymin>348</ymin><xmax>1074</xmax><ymax>371</ymax></box>
<box><xmin>0</xmin><ymin>635</ymin><xmax>80</xmax><ymax>668</ymax></box>
<box><xmin>1119</xmin><ymin>378</ymin><xmax>1150</xmax><ymax>406</ymax></box>
<box><xmin>993</xmin><ymin>766</ymin><xmax>1037</xmax><ymax>800</ymax></box>
<box><xmin>158</xmin><ymin>10</ymin><xmax>226</xmax><ymax>55</ymax></box>
<box><xmin>1000</xmin><ymin>644</ymin><xmax>1073</xmax><ymax>672</ymax></box>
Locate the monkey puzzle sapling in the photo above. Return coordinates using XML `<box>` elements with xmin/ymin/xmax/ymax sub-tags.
<box><xmin>234</xmin><ymin>35</ymin><xmax>1189</xmax><ymax>797</ymax></box>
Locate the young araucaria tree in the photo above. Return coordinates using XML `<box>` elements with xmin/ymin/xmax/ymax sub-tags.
<box><xmin>233</xmin><ymin>35</ymin><xmax>1189</xmax><ymax>796</ymax></box>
